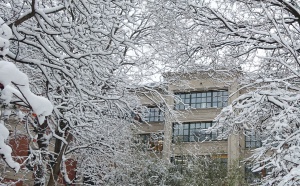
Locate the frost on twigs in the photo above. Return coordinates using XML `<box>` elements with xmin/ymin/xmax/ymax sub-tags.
<box><xmin>0</xmin><ymin>18</ymin><xmax>11</xmax><ymax>57</ymax></box>
<box><xmin>215</xmin><ymin>85</ymin><xmax>300</xmax><ymax>185</ymax></box>
<box><xmin>0</xmin><ymin>18</ymin><xmax>53</xmax><ymax>173</ymax></box>
<box><xmin>0</xmin><ymin>121</ymin><xmax>20</xmax><ymax>172</ymax></box>
<box><xmin>0</xmin><ymin>18</ymin><xmax>53</xmax><ymax>124</ymax></box>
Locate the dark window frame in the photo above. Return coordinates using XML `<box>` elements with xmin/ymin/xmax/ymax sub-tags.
<box><xmin>174</xmin><ymin>90</ymin><xmax>228</xmax><ymax>110</ymax></box>
<box><xmin>173</xmin><ymin>122</ymin><xmax>224</xmax><ymax>142</ymax></box>
<box><xmin>245</xmin><ymin>130</ymin><xmax>262</xmax><ymax>148</ymax></box>
<box><xmin>132</xmin><ymin>106</ymin><xmax>164</xmax><ymax>123</ymax></box>
<box><xmin>144</xmin><ymin>106</ymin><xmax>164</xmax><ymax>122</ymax></box>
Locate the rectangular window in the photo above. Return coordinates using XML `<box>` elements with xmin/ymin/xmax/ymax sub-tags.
<box><xmin>245</xmin><ymin>130</ymin><xmax>262</xmax><ymax>148</ymax></box>
<box><xmin>175</xmin><ymin>90</ymin><xmax>228</xmax><ymax>110</ymax></box>
<box><xmin>173</xmin><ymin>122</ymin><xmax>223</xmax><ymax>142</ymax></box>
<box><xmin>172</xmin><ymin>156</ymin><xmax>188</xmax><ymax>173</ymax></box>
<box><xmin>144</xmin><ymin>107</ymin><xmax>164</xmax><ymax>122</ymax></box>
<box><xmin>132</xmin><ymin>106</ymin><xmax>164</xmax><ymax>123</ymax></box>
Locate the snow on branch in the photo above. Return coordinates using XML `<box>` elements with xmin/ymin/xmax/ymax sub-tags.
<box><xmin>0</xmin><ymin>121</ymin><xmax>20</xmax><ymax>172</ymax></box>
<box><xmin>0</xmin><ymin>17</ymin><xmax>53</xmax><ymax>172</ymax></box>
<box><xmin>214</xmin><ymin>84</ymin><xmax>300</xmax><ymax>185</ymax></box>
<box><xmin>0</xmin><ymin>60</ymin><xmax>53</xmax><ymax>124</ymax></box>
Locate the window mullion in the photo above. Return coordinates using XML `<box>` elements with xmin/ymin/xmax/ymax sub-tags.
<box><xmin>188</xmin><ymin>123</ymin><xmax>190</xmax><ymax>142</ymax></box>
<box><xmin>210</xmin><ymin>121</ymin><xmax>213</xmax><ymax>139</ymax></box>
<box><xmin>210</xmin><ymin>91</ymin><xmax>213</xmax><ymax>108</ymax></box>
<box><xmin>158</xmin><ymin>110</ymin><xmax>160</xmax><ymax>122</ymax></box>
<box><xmin>189</xmin><ymin>93</ymin><xmax>192</xmax><ymax>108</ymax></box>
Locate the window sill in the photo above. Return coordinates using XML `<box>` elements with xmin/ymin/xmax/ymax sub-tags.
<box><xmin>142</xmin><ymin>121</ymin><xmax>165</xmax><ymax>124</ymax></box>
<box><xmin>173</xmin><ymin>140</ymin><xmax>228</xmax><ymax>144</ymax></box>
<box><xmin>175</xmin><ymin>107</ymin><xmax>224</xmax><ymax>111</ymax></box>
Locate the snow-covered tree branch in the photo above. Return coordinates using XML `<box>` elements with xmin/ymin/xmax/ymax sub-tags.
<box><xmin>0</xmin><ymin>0</ymin><xmax>172</xmax><ymax>185</ymax></box>
<box><xmin>0</xmin><ymin>18</ymin><xmax>52</xmax><ymax>174</ymax></box>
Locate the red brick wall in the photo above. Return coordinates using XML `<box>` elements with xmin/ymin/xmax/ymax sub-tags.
<box><xmin>58</xmin><ymin>159</ymin><xmax>77</xmax><ymax>185</ymax></box>
<box><xmin>2</xmin><ymin>178</ymin><xmax>23</xmax><ymax>186</ymax></box>
<box><xmin>9</xmin><ymin>135</ymin><xmax>29</xmax><ymax>165</ymax></box>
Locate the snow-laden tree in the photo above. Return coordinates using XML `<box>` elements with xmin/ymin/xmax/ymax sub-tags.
<box><xmin>0</xmin><ymin>1</ymin><xmax>165</xmax><ymax>185</ymax></box>
<box><xmin>0</xmin><ymin>17</ymin><xmax>52</xmax><ymax>181</ymax></box>
<box><xmin>216</xmin><ymin>85</ymin><xmax>300</xmax><ymax>185</ymax></box>
<box><xmin>143</xmin><ymin>0</ymin><xmax>300</xmax><ymax>185</ymax></box>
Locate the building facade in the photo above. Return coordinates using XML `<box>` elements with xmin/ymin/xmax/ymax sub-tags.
<box><xmin>137</xmin><ymin>71</ymin><xmax>262</xmax><ymax>184</ymax></box>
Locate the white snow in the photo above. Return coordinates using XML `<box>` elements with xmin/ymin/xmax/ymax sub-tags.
<box><xmin>0</xmin><ymin>18</ymin><xmax>12</xmax><ymax>40</ymax></box>
<box><xmin>0</xmin><ymin>17</ymin><xmax>53</xmax><ymax>172</ymax></box>
<box><xmin>0</xmin><ymin>121</ymin><xmax>20</xmax><ymax>172</ymax></box>
<box><xmin>0</xmin><ymin>18</ymin><xmax>12</xmax><ymax>56</ymax></box>
<box><xmin>0</xmin><ymin>22</ymin><xmax>53</xmax><ymax>124</ymax></box>
<box><xmin>0</xmin><ymin>61</ymin><xmax>53</xmax><ymax>124</ymax></box>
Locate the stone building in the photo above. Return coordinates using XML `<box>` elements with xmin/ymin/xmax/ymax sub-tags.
<box><xmin>136</xmin><ymin>70</ymin><xmax>262</xmax><ymax>184</ymax></box>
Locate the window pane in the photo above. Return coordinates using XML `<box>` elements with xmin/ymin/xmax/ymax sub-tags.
<box><xmin>183</xmin><ymin>136</ymin><xmax>189</xmax><ymax>142</ymax></box>
<box><xmin>183</xmin><ymin>130</ymin><xmax>189</xmax><ymax>135</ymax></box>
<box><xmin>175</xmin><ymin>91</ymin><xmax>228</xmax><ymax>110</ymax></box>
<box><xmin>173</xmin><ymin>121</ymin><xmax>223</xmax><ymax>143</ymax></box>
<box><xmin>190</xmin><ymin>136</ymin><xmax>195</xmax><ymax>142</ymax></box>
<box><xmin>207</xmin><ymin>123</ymin><xmax>212</xmax><ymax>128</ymax></box>
<box><xmin>245</xmin><ymin>130</ymin><xmax>262</xmax><ymax>148</ymax></box>
<box><xmin>177</xmin><ymin>129</ymin><xmax>183</xmax><ymax>135</ymax></box>
<box><xmin>185</xmin><ymin>99</ymin><xmax>190</xmax><ymax>104</ymax></box>
<box><xmin>183</xmin><ymin>124</ymin><xmax>189</xmax><ymax>129</ymax></box>
<box><xmin>218</xmin><ymin>101</ymin><xmax>222</xmax><ymax>107</ymax></box>
<box><xmin>145</xmin><ymin>107</ymin><xmax>164</xmax><ymax>122</ymax></box>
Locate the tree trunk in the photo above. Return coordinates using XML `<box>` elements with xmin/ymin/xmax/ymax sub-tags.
<box><xmin>34</xmin><ymin>119</ymin><xmax>49</xmax><ymax>186</ymax></box>
<box><xmin>47</xmin><ymin>123</ymin><xmax>72</xmax><ymax>186</ymax></box>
